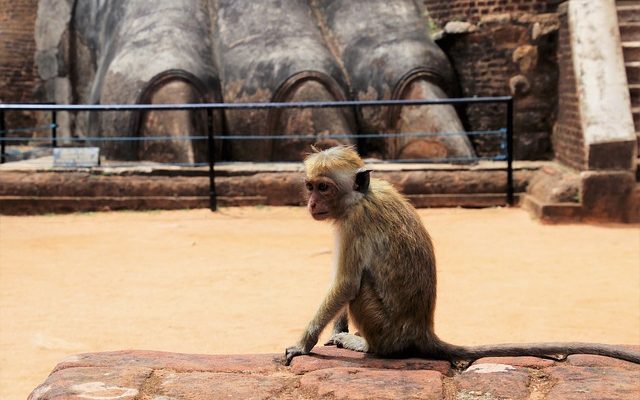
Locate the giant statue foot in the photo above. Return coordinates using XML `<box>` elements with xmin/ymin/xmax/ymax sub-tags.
<box><xmin>36</xmin><ymin>0</ymin><xmax>475</xmax><ymax>162</ymax></box>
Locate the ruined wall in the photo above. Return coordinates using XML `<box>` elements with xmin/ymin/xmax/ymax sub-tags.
<box><xmin>426</xmin><ymin>0</ymin><xmax>557</xmax><ymax>25</ymax></box>
<box><xmin>552</xmin><ymin>5</ymin><xmax>585</xmax><ymax>170</ymax></box>
<box><xmin>425</xmin><ymin>0</ymin><xmax>560</xmax><ymax>160</ymax></box>
<box><xmin>0</xmin><ymin>0</ymin><xmax>40</xmax><ymax>132</ymax></box>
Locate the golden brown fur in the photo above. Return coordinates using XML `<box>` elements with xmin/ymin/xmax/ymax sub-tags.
<box><xmin>285</xmin><ymin>145</ymin><xmax>640</xmax><ymax>366</ymax></box>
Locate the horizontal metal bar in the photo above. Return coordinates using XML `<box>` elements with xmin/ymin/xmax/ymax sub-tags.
<box><xmin>0</xmin><ymin>97</ymin><xmax>513</xmax><ymax>112</ymax></box>
<box><xmin>0</xmin><ymin>124</ymin><xmax>57</xmax><ymax>134</ymax></box>
<box><xmin>0</xmin><ymin>156</ymin><xmax>507</xmax><ymax>168</ymax></box>
<box><xmin>373</xmin><ymin>155</ymin><xmax>506</xmax><ymax>163</ymax></box>
<box><xmin>0</xmin><ymin>129</ymin><xmax>505</xmax><ymax>142</ymax></box>
<box><xmin>216</xmin><ymin>130</ymin><xmax>505</xmax><ymax>140</ymax></box>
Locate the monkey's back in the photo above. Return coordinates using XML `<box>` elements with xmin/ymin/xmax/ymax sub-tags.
<box><xmin>341</xmin><ymin>178</ymin><xmax>438</xmax><ymax>353</ymax></box>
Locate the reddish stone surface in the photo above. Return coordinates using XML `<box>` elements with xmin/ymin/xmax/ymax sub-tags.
<box><xmin>474</xmin><ymin>355</ymin><xmax>556</xmax><ymax>369</ymax></box>
<box><xmin>29</xmin><ymin>347</ymin><xmax>640</xmax><ymax>400</ymax></box>
<box><xmin>546</xmin><ymin>365</ymin><xmax>640</xmax><ymax>400</ymax></box>
<box><xmin>300</xmin><ymin>367</ymin><xmax>444</xmax><ymax>400</ymax></box>
<box><xmin>567</xmin><ymin>353</ymin><xmax>640</xmax><ymax>370</ymax></box>
<box><xmin>289</xmin><ymin>346</ymin><xmax>451</xmax><ymax>375</ymax></box>
<box><xmin>0</xmin><ymin>163</ymin><xmax>540</xmax><ymax>215</ymax></box>
<box><xmin>53</xmin><ymin>350</ymin><xmax>282</xmax><ymax>374</ymax></box>
<box><xmin>152</xmin><ymin>371</ymin><xmax>295</xmax><ymax>400</ymax></box>
<box><xmin>454</xmin><ymin>363</ymin><xmax>531</xmax><ymax>399</ymax></box>
<box><xmin>28</xmin><ymin>366</ymin><xmax>152</xmax><ymax>400</ymax></box>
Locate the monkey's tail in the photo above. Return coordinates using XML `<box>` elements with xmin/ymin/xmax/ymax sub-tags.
<box><xmin>430</xmin><ymin>338</ymin><xmax>640</xmax><ymax>365</ymax></box>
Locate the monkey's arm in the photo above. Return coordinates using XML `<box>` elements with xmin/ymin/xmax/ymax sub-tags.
<box><xmin>285</xmin><ymin>278</ymin><xmax>360</xmax><ymax>365</ymax></box>
<box><xmin>286</xmin><ymin>241</ymin><xmax>365</xmax><ymax>365</ymax></box>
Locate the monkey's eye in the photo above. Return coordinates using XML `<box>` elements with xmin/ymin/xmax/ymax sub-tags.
<box><xmin>305</xmin><ymin>182</ymin><xmax>313</xmax><ymax>192</ymax></box>
<box><xmin>318</xmin><ymin>182</ymin><xmax>328</xmax><ymax>192</ymax></box>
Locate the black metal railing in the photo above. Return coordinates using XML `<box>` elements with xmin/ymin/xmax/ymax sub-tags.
<box><xmin>0</xmin><ymin>96</ymin><xmax>515</xmax><ymax>210</ymax></box>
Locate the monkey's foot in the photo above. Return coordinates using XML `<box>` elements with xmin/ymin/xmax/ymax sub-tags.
<box><xmin>328</xmin><ymin>332</ymin><xmax>369</xmax><ymax>352</ymax></box>
<box><xmin>324</xmin><ymin>331</ymin><xmax>347</xmax><ymax>346</ymax></box>
<box><xmin>284</xmin><ymin>345</ymin><xmax>308</xmax><ymax>366</ymax></box>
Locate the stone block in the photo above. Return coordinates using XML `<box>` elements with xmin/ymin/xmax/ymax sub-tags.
<box><xmin>546</xmin><ymin>365</ymin><xmax>640</xmax><ymax>400</ymax></box>
<box><xmin>474</xmin><ymin>355</ymin><xmax>556</xmax><ymax>369</ymax></box>
<box><xmin>580</xmin><ymin>171</ymin><xmax>635</xmax><ymax>222</ymax></box>
<box><xmin>454</xmin><ymin>363</ymin><xmax>531</xmax><ymax>399</ymax></box>
<box><xmin>567</xmin><ymin>351</ymin><xmax>640</xmax><ymax>371</ymax></box>
<box><xmin>28</xmin><ymin>348</ymin><xmax>640</xmax><ymax>399</ymax></box>
<box><xmin>300</xmin><ymin>367</ymin><xmax>444</xmax><ymax>400</ymax></box>
<box><xmin>289</xmin><ymin>345</ymin><xmax>451</xmax><ymax>375</ymax></box>
<box><xmin>527</xmin><ymin>165</ymin><xmax>580</xmax><ymax>203</ymax></box>
<box><xmin>28</xmin><ymin>366</ymin><xmax>151</xmax><ymax>400</ymax></box>
<box><xmin>151</xmin><ymin>371</ymin><xmax>293</xmax><ymax>400</ymax></box>
<box><xmin>587</xmin><ymin>140</ymin><xmax>636</xmax><ymax>171</ymax></box>
<box><xmin>53</xmin><ymin>350</ymin><xmax>282</xmax><ymax>374</ymax></box>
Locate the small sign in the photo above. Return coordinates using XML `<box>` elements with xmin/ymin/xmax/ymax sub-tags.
<box><xmin>53</xmin><ymin>147</ymin><xmax>100</xmax><ymax>168</ymax></box>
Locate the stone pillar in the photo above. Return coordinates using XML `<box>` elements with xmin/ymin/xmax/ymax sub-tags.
<box><xmin>555</xmin><ymin>0</ymin><xmax>637</xmax><ymax>221</ymax></box>
<box><xmin>566</xmin><ymin>0</ymin><xmax>635</xmax><ymax>170</ymax></box>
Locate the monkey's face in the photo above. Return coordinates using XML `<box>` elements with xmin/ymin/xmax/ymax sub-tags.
<box><xmin>304</xmin><ymin>177</ymin><xmax>339</xmax><ymax>221</ymax></box>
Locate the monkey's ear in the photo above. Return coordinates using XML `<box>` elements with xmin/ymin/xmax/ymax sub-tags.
<box><xmin>354</xmin><ymin>169</ymin><xmax>371</xmax><ymax>193</ymax></box>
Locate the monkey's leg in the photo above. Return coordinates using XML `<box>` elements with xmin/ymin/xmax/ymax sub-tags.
<box><xmin>330</xmin><ymin>332</ymin><xmax>369</xmax><ymax>353</ymax></box>
<box><xmin>324</xmin><ymin>310</ymin><xmax>349</xmax><ymax>345</ymax></box>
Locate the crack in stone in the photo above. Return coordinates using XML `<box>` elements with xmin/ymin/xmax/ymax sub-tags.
<box><xmin>133</xmin><ymin>369</ymin><xmax>161</xmax><ymax>400</ymax></box>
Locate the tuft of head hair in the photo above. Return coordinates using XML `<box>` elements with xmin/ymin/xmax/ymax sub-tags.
<box><xmin>304</xmin><ymin>145</ymin><xmax>365</xmax><ymax>179</ymax></box>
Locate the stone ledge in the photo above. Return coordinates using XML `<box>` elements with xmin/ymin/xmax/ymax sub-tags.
<box><xmin>29</xmin><ymin>347</ymin><xmax>640</xmax><ymax>400</ymax></box>
<box><xmin>0</xmin><ymin>162</ymin><xmax>541</xmax><ymax>214</ymax></box>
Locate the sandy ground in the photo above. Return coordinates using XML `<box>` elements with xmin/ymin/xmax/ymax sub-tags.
<box><xmin>0</xmin><ymin>207</ymin><xmax>639</xmax><ymax>399</ymax></box>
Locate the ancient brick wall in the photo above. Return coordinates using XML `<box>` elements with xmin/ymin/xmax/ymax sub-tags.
<box><xmin>0</xmin><ymin>0</ymin><xmax>40</xmax><ymax>135</ymax></box>
<box><xmin>552</xmin><ymin>5</ymin><xmax>585</xmax><ymax>170</ymax></box>
<box><xmin>425</xmin><ymin>0</ymin><xmax>557</xmax><ymax>26</ymax></box>
<box><xmin>425</xmin><ymin>0</ymin><xmax>560</xmax><ymax>160</ymax></box>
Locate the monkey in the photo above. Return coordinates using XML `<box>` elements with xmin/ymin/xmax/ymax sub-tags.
<box><xmin>284</xmin><ymin>145</ymin><xmax>640</xmax><ymax>366</ymax></box>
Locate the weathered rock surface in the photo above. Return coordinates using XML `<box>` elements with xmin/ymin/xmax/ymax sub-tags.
<box><xmin>29</xmin><ymin>346</ymin><xmax>640</xmax><ymax>399</ymax></box>
<box><xmin>0</xmin><ymin>161</ymin><xmax>543</xmax><ymax>214</ymax></box>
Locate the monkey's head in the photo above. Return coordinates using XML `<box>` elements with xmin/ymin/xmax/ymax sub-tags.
<box><xmin>303</xmin><ymin>146</ymin><xmax>370</xmax><ymax>221</ymax></box>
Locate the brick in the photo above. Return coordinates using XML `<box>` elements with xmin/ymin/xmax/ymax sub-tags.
<box><xmin>474</xmin><ymin>355</ymin><xmax>556</xmax><ymax>369</ymax></box>
<box><xmin>300</xmin><ymin>367</ymin><xmax>445</xmax><ymax>400</ymax></box>
<box><xmin>553</xmin><ymin>7</ymin><xmax>586</xmax><ymax>170</ymax></box>
<box><xmin>28</xmin><ymin>366</ymin><xmax>151</xmax><ymax>400</ymax></box>
<box><xmin>567</xmin><ymin>354</ymin><xmax>640</xmax><ymax>370</ymax></box>
<box><xmin>433</xmin><ymin>2</ymin><xmax>559</xmax><ymax>160</ymax></box>
<box><xmin>152</xmin><ymin>371</ymin><xmax>293</xmax><ymax>400</ymax></box>
<box><xmin>0</xmin><ymin>0</ymin><xmax>40</xmax><ymax>131</ymax></box>
<box><xmin>289</xmin><ymin>346</ymin><xmax>452</xmax><ymax>375</ymax></box>
<box><xmin>546</xmin><ymin>365</ymin><xmax>640</xmax><ymax>400</ymax></box>
<box><xmin>53</xmin><ymin>350</ymin><xmax>282</xmax><ymax>374</ymax></box>
<box><xmin>454</xmin><ymin>363</ymin><xmax>531</xmax><ymax>399</ymax></box>
<box><xmin>423</xmin><ymin>0</ymin><xmax>555</xmax><ymax>26</ymax></box>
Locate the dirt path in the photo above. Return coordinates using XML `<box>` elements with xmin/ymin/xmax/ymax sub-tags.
<box><xmin>1</xmin><ymin>207</ymin><xmax>639</xmax><ymax>399</ymax></box>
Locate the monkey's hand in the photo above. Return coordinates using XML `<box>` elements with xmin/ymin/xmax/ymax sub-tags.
<box><xmin>284</xmin><ymin>345</ymin><xmax>308</xmax><ymax>366</ymax></box>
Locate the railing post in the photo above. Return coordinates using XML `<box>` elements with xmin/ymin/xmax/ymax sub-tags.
<box><xmin>51</xmin><ymin>109</ymin><xmax>57</xmax><ymax>148</ymax></box>
<box><xmin>207</xmin><ymin>108</ymin><xmax>217</xmax><ymax>211</ymax></box>
<box><xmin>506</xmin><ymin>97</ymin><xmax>514</xmax><ymax>206</ymax></box>
<box><xmin>0</xmin><ymin>110</ymin><xmax>5</xmax><ymax>164</ymax></box>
